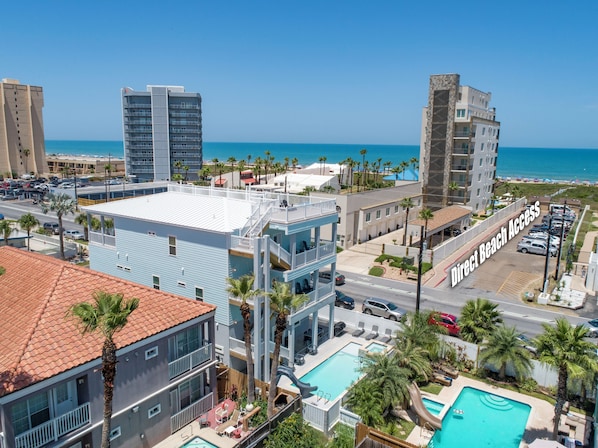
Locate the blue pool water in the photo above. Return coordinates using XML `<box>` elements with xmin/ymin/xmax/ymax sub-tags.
<box><xmin>299</xmin><ymin>342</ymin><xmax>361</xmax><ymax>400</ymax></box>
<box><xmin>422</xmin><ymin>397</ymin><xmax>444</xmax><ymax>416</ymax></box>
<box><xmin>365</xmin><ymin>342</ymin><xmax>387</xmax><ymax>353</ymax></box>
<box><xmin>430</xmin><ymin>387</ymin><xmax>531</xmax><ymax>448</ymax></box>
<box><xmin>179</xmin><ymin>436</ymin><xmax>218</xmax><ymax>448</ymax></box>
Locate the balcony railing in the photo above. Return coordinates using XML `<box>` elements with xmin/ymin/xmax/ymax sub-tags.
<box><xmin>295</xmin><ymin>241</ymin><xmax>335</xmax><ymax>268</ymax></box>
<box><xmin>294</xmin><ymin>282</ymin><xmax>334</xmax><ymax>312</ymax></box>
<box><xmin>89</xmin><ymin>231</ymin><xmax>116</xmax><ymax>247</ymax></box>
<box><xmin>168</xmin><ymin>344</ymin><xmax>212</xmax><ymax>379</ymax></box>
<box><xmin>171</xmin><ymin>393</ymin><xmax>213</xmax><ymax>434</ymax></box>
<box><xmin>15</xmin><ymin>403</ymin><xmax>90</xmax><ymax>448</ymax></box>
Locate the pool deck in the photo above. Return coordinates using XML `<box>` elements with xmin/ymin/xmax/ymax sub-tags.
<box><xmin>405</xmin><ymin>374</ymin><xmax>590</xmax><ymax>447</ymax></box>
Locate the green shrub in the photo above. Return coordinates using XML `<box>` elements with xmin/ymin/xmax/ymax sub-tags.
<box><xmin>369</xmin><ymin>266</ymin><xmax>384</xmax><ymax>276</ymax></box>
<box><xmin>421</xmin><ymin>262</ymin><xmax>433</xmax><ymax>274</ymax></box>
<box><xmin>520</xmin><ymin>378</ymin><xmax>538</xmax><ymax>393</ymax></box>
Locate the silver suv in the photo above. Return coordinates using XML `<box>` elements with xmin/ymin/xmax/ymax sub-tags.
<box><xmin>362</xmin><ymin>297</ymin><xmax>406</xmax><ymax>321</ymax></box>
<box><xmin>517</xmin><ymin>240</ymin><xmax>557</xmax><ymax>256</ymax></box>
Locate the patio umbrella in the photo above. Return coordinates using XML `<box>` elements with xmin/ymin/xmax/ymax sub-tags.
<box><xmin>528</xmin><ymin>439</ymin><xmax>567</xmax><ymax>448</ymax></box>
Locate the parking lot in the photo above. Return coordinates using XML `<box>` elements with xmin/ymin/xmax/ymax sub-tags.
<box><xmin>452</xmin><ymin>207</ymin><xmax>562</xmax><ymax>300</ymax></box>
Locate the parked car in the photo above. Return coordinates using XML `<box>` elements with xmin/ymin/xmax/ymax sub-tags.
<box><xmin>334</xmin><ymin>291</ymin><xmax>355</xmax><ymax>310</ymax></box>
<box><xmin>362</xmin><ymin>297</ymin><xmax>406</xmax><ymax>321</ymax></box>
<box><xmin>319</xmin><ymin>270</ymin><xmax>345</xmax><ymax>285</ymax></box>
<box><xmin>64</xmin><ymin>229</ymin><xmax>85</xmax><ymax>240</ymax></box>
<box><xmin>516</xmin><ymin>334</ymin><xmax>537</xmax><ymax>355</ymax></box>
<box><xmin>578</xmin><ymin>319</ymin><xmax>598</xmax><ymax>337</ymax></box>
<box><xmin>517</xmin><ymin>240</ymin><xmax>557</xmax><ymax>256</ymax></box>
<box><xmin>43</xmin><ymin>222</ymin><xmax>60</xmax><ymax>235</ymax></box>
<box><xmin>1</xmin><ymin>193</ymin><xmax>18</xmax><ymax>201</ymax></box>
<box><xmin>428</xmin><ymin>312</ymin><xmax>460</xmax><ymax>336</ymax></box>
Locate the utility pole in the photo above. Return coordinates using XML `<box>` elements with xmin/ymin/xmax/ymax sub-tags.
<box><xmin>416</xmin><ymin>225</ymin><xmax>424</xmax><ymax>314</ymax></box>
<box><xmin>72</xmin><ymin>167</ymin><xmax>78</xmax><ymax>208</ymax></box>
<box><xmin>542</xmin><ymin>213</ymin><xmax>552</xmax><ymax>292</ymax></box>
<box><xmin>554</xmin><ymin>200</ymin><xmax>567</xmax><ymax>280</ymax></box>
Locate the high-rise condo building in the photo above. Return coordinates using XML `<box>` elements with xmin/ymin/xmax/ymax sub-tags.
<box><xmin>419</xmin><ymin>74</ymin><xmax>499</xmax><ymax>212</ymax></box>
<box><xmin>122</xmin><ymin>85</ymin><xmax>202</xmax><ymax>182</ymax></box>
<box><xmin>0</xmin><ymin>78</ymin><xmax>48</xmax><ymax>177</ymax></box>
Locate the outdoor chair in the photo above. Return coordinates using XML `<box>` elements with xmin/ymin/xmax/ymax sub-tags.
<box><xmin>365</xmin><ymin>325</ymin><xmax>379</xmax><ymax>340</ymax></box>
<box><xmin>352</xmin><ymin>322</ymin><xmax>365</xmax><ymax>337</ymax></box>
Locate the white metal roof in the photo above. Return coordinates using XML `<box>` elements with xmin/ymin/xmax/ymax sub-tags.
<box><xmin>82</xmin><ymin>191</ymin><xmax>254</xmax><ymax>233</ymax></box>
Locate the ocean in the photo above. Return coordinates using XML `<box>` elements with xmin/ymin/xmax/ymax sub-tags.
<box><xmin>45</xmin><ymin>140</ymin><xmax>598</xmax><ymax>183</ymax></box>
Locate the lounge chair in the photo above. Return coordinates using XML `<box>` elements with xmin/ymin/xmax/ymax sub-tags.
<box><xmin>215</xmin><ymin>409</ymin><xmax>241</xmax><ymax>435</ymax></box>
<box><xmin>365</xmin><ymin>325</ymin><xmax>379</xmax><ymax>340</ymax></box>
<box><xmin>432</xmin><ymin>371</ymin><xmax>452</xmax><ymax>387</ymax></box>
<box><xmin>437</xmin><ymin>363</ymin><xmax>459</xmax><ymax>379</ymax></box>
<box><xmin>378</xmin><ymin>328</ymin><xmax>393</xmax><ymax>343</ymax></box>
<box><xmin>352</xmin><ymin>322</ymin><xmax>365</xmax><ymax>337</ymax></box>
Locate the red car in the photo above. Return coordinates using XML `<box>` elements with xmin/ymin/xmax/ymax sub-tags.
<box><xmin>429</xmin><ymin>312</ymin><xmax>460</xmax><ymax>336</ymax></box>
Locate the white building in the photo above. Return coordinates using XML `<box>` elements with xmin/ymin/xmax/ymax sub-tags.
<box><xmin>82</xmin><ymin>184</ymin><xmax>340</xmax><ymax>381</ymax></box>
<box><xmin>269</xmin><ymin>172</ymin><xmax>340</xmax><ymax>194</ymax></box>
<box><xmin>420</xmin><ymin>74</ymin><xmax>500</xmax><ymax>212</ymax></box>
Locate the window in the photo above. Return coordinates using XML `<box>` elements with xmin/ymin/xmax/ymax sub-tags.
<box><xmin>195</xmin><ymin>287</ymin><xmax>204</xmax><ymax>301</ymax></box>
<box><xmin>145</xmin><ymin>347</ymin><xmax>159</xmax><ymax>360</ymax></box>
<box><xmin>365</xmin><ymin>212</ymin><xmax>371</xmax><ymax>222</ymax></box>
<box><xmin>477</xmin><ymin>189</ymin><xmax>480</xmax><ymax>196</ymax></box>
<box><xmin>110</xmin><ymin>427</ymin><xmax>121</xmax><ymax>441</ymax></box>
<box><xmin>168</xmin><ymin>326</ymin><xmax>201</xmax><ymax>362</ymax></box>
<box><xmin>456</xmin><ymin>109</ymin><xmax>466</xmax><ymax>118</ymax></box>
<box><xmin>179</xmin><ymin>375</ymin><xmax>202</xmax><ymax>409</ymax></box>
<box><xmin>376</xmin><ymin>210</ymin><xmax>381</xmax><ymax>219</ymax></box>
<box><xmin>481</xmin><ymin>143</ymin><xmax>484</xmax><ymax>151</ymax></box>
<box><xmin>394</xmin><ymin>205</ymin><xmax>399</xmax><ymax>213</ymax></box>
<box><xmin>482</xmin><ymin>127</ymin><xmax>486</xmax><ymax>135</ymax></box>
<box><xmin>169</xmin><ymin>236</ymin><xmax>177</xmax><ymax>256</ymax></box>
<box><xmin>152</xmin><ymin>275</ymin><xmax>160</xmax><ymax>290</ymax></box>
<box><xmin>11</xmin><ymin>391</ymin><xmax>50</xmax><ymax>435</ymax></box>
<box><xmin>479</xmin><ymin>159</ymin><xmax>483</xmax><ymax>166</ymax></box>
<box><xmin>385</xmin><ymin>208</ymin><xmax>390</xmax><ymax>217</ymax></box>
<box><xmin>148</xmin><ymin>404</ymin><xmax>161</xmax><ymax>419</ymax></box>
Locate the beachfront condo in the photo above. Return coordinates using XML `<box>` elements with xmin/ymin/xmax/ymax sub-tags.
<box><xmin>82</xmin><ymin>184</ymin><xmax>340</xmax><ymax>382</ymax></box>
<box><xmin>420</xmin><ymin>74</ymin><xmax>500</xmax><ymax>212</ymax></box>
<box><xmin>121</xmin><ymin>85</ymin><xmax>203</xmax><ymax>182</ymax></box>
<box><xmin>0</xmin><ymin>78</ymin><xmax>48</xmax><ymax>178</ymax></box>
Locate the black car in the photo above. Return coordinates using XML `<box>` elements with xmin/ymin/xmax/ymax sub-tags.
<box><xmin>335</xmin><ymin>291</ymin><xmax>355</xmax><ymax>309</ymax></box>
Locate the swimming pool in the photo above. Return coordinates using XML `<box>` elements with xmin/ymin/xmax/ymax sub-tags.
<box><xmin>299</xmin><ymin>342</ymin><xmax>361</xmax><ymax>400</ymax></box>
<box><xmin>422</xmin><ymin>397</ymin><xmax>444</xmax><ymax>416</ymax></box>
<box><xmin>179</xmin><ymin>436</ymin><xmax>218</xmax><ymax>448</ymax></box>
<box><xmin>430</xmin><ymin>387</ymin><xmax>531</xmax><ymax>448</ymax></box>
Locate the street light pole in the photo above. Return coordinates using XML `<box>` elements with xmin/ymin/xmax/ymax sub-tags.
<box><xmin>72</xmin><ymin>167</ymin><xmax>78</xmax><ymax>209</ymax></box>
<box><xmin>416</xmin><ymin>225</ymin><xmax>424</xmax><ymax>314</ymax></box>
<box><xmin>542</xmin><ymin>213</ymin><xmax>552</xmax><ymax>292</ymax></box>
<box><xmin>554</xmin><ymin>200</ymin><xmax>567</xmax><ymax>280</ymax></box>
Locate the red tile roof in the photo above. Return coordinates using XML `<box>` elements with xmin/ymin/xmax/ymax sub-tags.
<box><xmin>0</xmin><ymin>247</ymin><xmax>216</xmax><ymax>397</ymax></box>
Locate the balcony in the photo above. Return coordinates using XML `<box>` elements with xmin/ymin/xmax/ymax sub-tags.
<box><xmin>171</xmin><ymin>394</ymin><xmax>213</xmax><ymax>434</ymax></box>
<box><xmin>15</xmin><ymin>403</ymin><xmax>90</xmax><ymax>448</ymax></box>
<box><xmin>453</xmin><ymin>131</ymin><xmax>472</xmax><ymax>138</ymax></box>
<box><xmin>89</xmin><ymin>231</ymin><xmax>116</xmax><ymax>248</ymax></box>
<box><xmin>168</xmin><ymin>344</ymin><xmax>212</xmax><ymax>379</ymax></box>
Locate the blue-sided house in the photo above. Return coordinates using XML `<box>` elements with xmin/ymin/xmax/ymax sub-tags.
<box><xmin>82</xmin><ymin>184</ymin><xmax>340</xmax><ymax>382</ymax></box>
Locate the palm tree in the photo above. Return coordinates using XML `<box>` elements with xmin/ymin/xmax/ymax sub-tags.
<box><xmin>399</xmin><ymin>197</ymin><xmax>414</xmax><ymax>246</ymax></box>
<box><xmin>18</xmin><ymin>213</ymin><xmax>39</xmax><ymax>251</ymax></box>
<box><xmin>459</xmin><ymin>298</ymin><xmax>503</xmax><ymax>344</ymax></box>
<box><xmin>448</xmin><ymin>181</ymin><xmax>459</xmax><ymax>205</ymax></box>
<box><xmin>68</xmin><ymin>291</ymin><xmax>139</xmax><ymax>448</ymax></box>
<box><xmin>392</xmin><ymin>338</ymin><xmax>432</xmax><ymax>382</ymax></box>
<box><xmin>399</xmin><ymin>160</ymin><xmax>409</xmax><ymax>180</ymax></box>
<box><xmin>418</xmin><ymin>207</ymin><xmax>434</xmax><ymax>248</ymax></box>
<box><xmin>410</xmin><ymin>157</ymin><xmax>418</xmax><ymax>177</ymax></box>
<box><xmin>318</xmin><ymin>156</ymin><xmax>327</xmax><ymax>175</ymax></box>
<box><xmin>345</xmin><ymin>378</ymin><xmax>384</xmax><ymax>427</ymax></box>
<box><xmin>479</xmin><ymin>325</ymin><xmax>532</xmax><ymax>381</ymax></box>
<box><xmin>75</xmin><ymin>213</ymin><xmax>100</xmax><ymax>241</ymax></box>
<box><xmin>396</xmin><ymin>311</ymin><xmax>450</xmax><ymax>363</ymax></box>
<box><xmin>0</xmin><ymin>220</ymin><xmax>16</xmax><ymax>246</ymax></box>
<box><xmin>266</xmin><ymin>282</ymin><xmax>308</xmax><ymax>417</ymax></box>
<box><xmin>291</xmin><ymin>157</ymin><xmax>299</xmax><ymax>171</ymax></box>
<box><xmin>536</xmin><ymin>318</ymin><xmax>598</xmax><ymax>438</ymax></box>
<box><xmin>183</xmin><ymin>165</ymin><xmax>190</xmax><ymax>182</ymax></box>
<box><xmin>41</xmin><ymin>193</ymin><xmax>77</xmax><ymax>259</ymax></box>
<box><xmin>226</xmin><ymin>275</ymin><xmax>262</xmax><ymax>405</ymax></box>
<box><xmin>174</xmin><ymin>159</ymin><xmax>183</xmax><ymax>175</ymax></box>
<box><xmin>237</xmin><ymin>160</ymin><xmax>246</xmax><ymax>188</ymax></box>
<box><xmin>227</xmin><ymin>156</ymin><xmax>237</xmax><ymax>177</ymax></box>
<box><xmin>216</xmin><ymin>162</ymin><xmax>225</xmax><ymax>186</ymax></box>
<box><xmin>360</xmin><ymin>352</ymin><xmax>410</xmax><ymax>416</ymax></box>
<box><xmin>22</xmin><ymin>148</ymin><xmax>31</xmax><ymax>174</ymax></box>
<box><xmin>172</xmin><ymin>173</ymin><xmax>183</xmax><ymax>183</ymax></box>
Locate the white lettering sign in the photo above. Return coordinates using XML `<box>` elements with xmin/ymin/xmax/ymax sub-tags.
<box><xmin>450</xmin><ymin>201</ymin><xmax>540</xmax><ymax>287</ymax></box>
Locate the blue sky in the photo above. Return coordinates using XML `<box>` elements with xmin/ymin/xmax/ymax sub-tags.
<box><xmin>3</xmin><ymin>1</ymin><xmax>597</xmax><ymax>148</ymax></box>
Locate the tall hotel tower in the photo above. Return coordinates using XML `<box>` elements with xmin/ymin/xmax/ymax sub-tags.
<box><xmin>0</xmin><ymin>78</ymin><xmax>47</xmax><ymax>177</ymax></box>
<box><xmin>122</xmin><ymin>85</ymin><xmax>202</xmax><ymax>182</ymax></box>
<box><xmin>419</xmin><ymin>74</ymin><xmax>500</xmax><ymax>212</ymax></box>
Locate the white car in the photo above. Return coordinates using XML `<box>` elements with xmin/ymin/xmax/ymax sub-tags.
<box><xmin>64</xmin><ymin>230</ymin><xmax>84</xmax><ymax>240</ymax></box>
